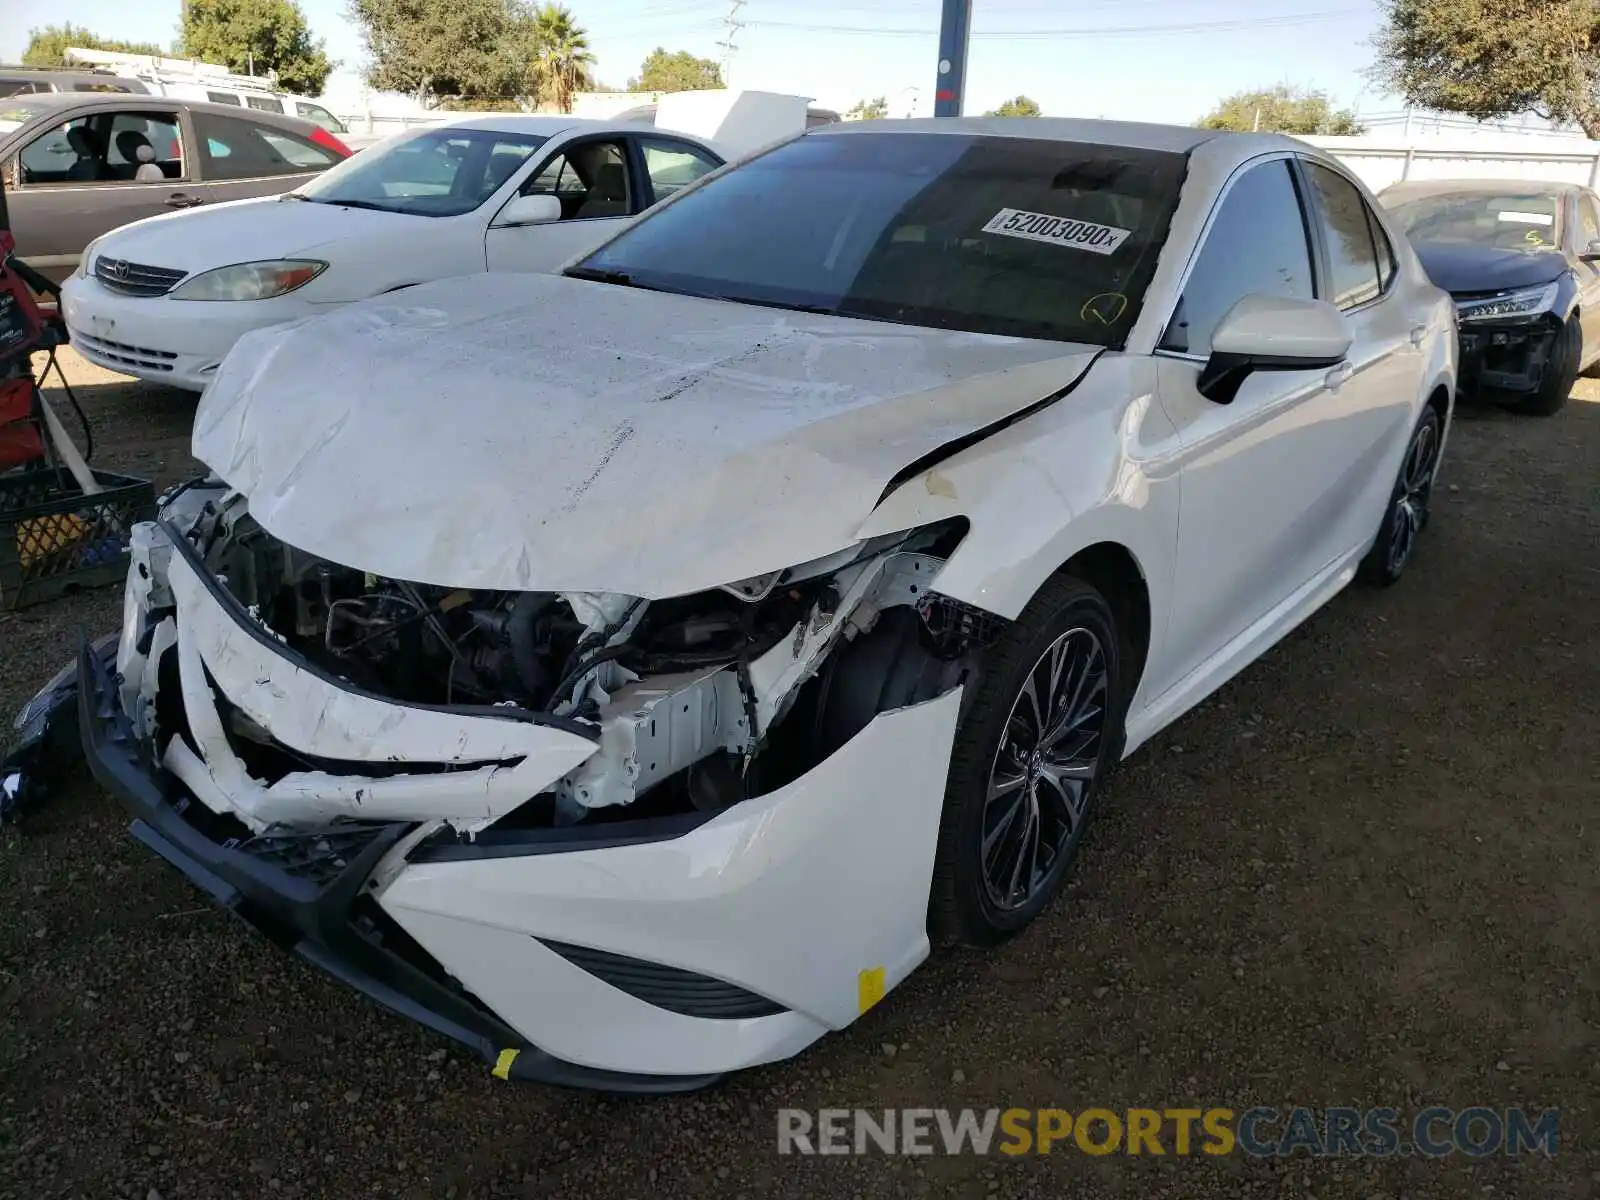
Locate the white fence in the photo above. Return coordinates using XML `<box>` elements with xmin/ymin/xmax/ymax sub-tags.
<box><xmin>1303</xmin><ymin>133</ymin><xmax>1600</xmax><ymax>193</ymax></box>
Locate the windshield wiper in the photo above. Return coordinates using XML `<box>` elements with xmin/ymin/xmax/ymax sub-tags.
<box><xmin>563</xmin><ymin>265</ymin><xmax>635</xmax><ymax>285</ymax></box>
<box><xmin>300</xmin><ymin>197</ymin><xmax>397</xmax><ymax>212</ymax></box>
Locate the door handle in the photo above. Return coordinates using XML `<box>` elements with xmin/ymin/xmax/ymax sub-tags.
<box><xmin>1324</xmin><ymin>362</ymin><xmax>1354</xmax><ymax>389</ymax></box>
<box><xmin>165</xmin><ymin>193</ymin><xmax>203</xmax><ymax>209</ymax></box>
<box><xmin>1409</xmin><ymin>323</ymin><xmax>1427</xmax><ymax>347</ymax></box>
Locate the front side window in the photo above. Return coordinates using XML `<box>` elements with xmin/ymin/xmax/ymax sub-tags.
<box><xmin>194</xmin><ymin>111</ymin><xmax>332</xmax><ymax>179</ymax></box>
<box><xmin>574</xmin><ymin>132</ymin><xmax>1188</xmax><ymax>347</ymax></box>
<box><xmin>641</xmin><ymin>138</ymin><xmax>720</xmax><ymax>201</ymax></box>
<box><xmin>1303</xmin><ymin>161</ymin><xmax>1382</xmax><ymax>310</ymax></box>
<box><xmin>523</xmin><ymin>139</ymin><xmax>631</xmax><ymax>219</ymax></box>
<box><xmin>19</xmin><ymin>110</ymin><xmax>184</xmax><ymax>184</ymax></box>
<box><xmin>294</xmin><ymin>101</ymin><xmax>346</xmax><ymax>133</ymax></box>
<box><xmin>1161</xmin><ymin>159</ymin><xmax>1314</xmax><ymax>356</ymax></box>
<box><xmin>1579</xmin><ymin>194</ymin><xmax>1600</xmax><ymax>250</ymax></box>
<box><xmin>296</xmin><ymin>126</ymin><xmax>546</xmax><ymax>216</ymax></box>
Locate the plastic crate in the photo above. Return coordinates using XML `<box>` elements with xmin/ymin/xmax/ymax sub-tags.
<box><xmin>0</xmin><ymin>466</ymin><xmax>154</xmax><ymax>611</ymax></box>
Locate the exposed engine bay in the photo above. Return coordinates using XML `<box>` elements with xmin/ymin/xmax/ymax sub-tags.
<box><xmin>117</xmin><ymin>479</ymin><xmax>1000</xmax><ymax>837</ymax></box>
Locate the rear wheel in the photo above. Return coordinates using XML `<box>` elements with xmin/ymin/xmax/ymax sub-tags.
<box><xmin>930</xmin><ymin>576</ymin><xmax>1127</xmax><ymax>947</ymax></box>
<box><xmin>1503</xmin><ymin>318</ymin><xmax>1578</xmax><ymax>416</ymax></box>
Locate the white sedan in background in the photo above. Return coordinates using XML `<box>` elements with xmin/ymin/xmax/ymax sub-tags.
<box><xmin>48</xmin><ymin>118</ymin><xmax>1454</xmax><ymax>1089</ymax></box>
<box><xmin>59</xmin><ymin>114</ymin><xmax>729</xmax><ymax>390</ymax></box>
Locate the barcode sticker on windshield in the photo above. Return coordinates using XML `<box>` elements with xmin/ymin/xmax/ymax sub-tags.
<box><xmin>981</xmin><ymin>208</ymin><xmax>1132</xmax><ymax>255</ymax></box>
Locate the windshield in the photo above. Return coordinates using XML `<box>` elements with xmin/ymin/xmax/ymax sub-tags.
<box><xmin>572</xmin><ymin>132</ymin><xmax>1188</xmax><ymax>346</ymax></box>
<box><xmin>297</xmin><ymin>126</ymin><xmax>547</xmax><ymax>216</ymax></box>
<box><xmin>1384</xmin><ymin>189</ymin><xmax>1562</xmax><ymax>250</ymax></box>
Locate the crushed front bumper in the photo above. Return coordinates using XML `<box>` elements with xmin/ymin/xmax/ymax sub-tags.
<box><xmin>75</xmin><ymin>639</ymin><xmax>722</xmax><ymax>1093</ymax></box>
<box><xmin>1456</xmin><ymin>318</ymin><xmax>1560</xmax><ymax>394</ymax></box>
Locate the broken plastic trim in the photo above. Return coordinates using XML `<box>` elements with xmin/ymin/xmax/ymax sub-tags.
<box><xmin>874</xmin><ymin>349</ymin><xmax>1104</xmax><ymax>505</ymax></box>
<box><xmin>156</xmin><ymin>517</ymin><xmax>600</xmax><ymax>742</ymax></box>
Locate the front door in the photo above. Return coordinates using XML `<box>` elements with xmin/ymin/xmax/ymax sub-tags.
<box><xmin>484</xmin><ymin>136</ymin><xmax>639</xmax><ymax>274</ymax></box>
<box><xmin>1150</xmin><ymin>156</ymin><xmax>1415</xmax><ymax>696</ymax></box>
<box><xmin>5</xmin><ymin>105</ymin><xmax>190</xmax><ymax>282</ymax></box>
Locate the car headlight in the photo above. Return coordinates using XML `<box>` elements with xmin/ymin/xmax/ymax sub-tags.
<box><xmin>1455</xmin><ymin>280</ymin><xmax>1559</xmax><ymax>324</ymax></box>
<box><xmin>169</xmin><ymin>260</ymin><xmax>328</xmax><ymax>302</ymax></box>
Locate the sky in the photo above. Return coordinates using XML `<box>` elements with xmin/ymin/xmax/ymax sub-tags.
<box><xmin>0</xmin><ymin>0</ymin><xmax>1406</xmax><ymax>123</ymax></box>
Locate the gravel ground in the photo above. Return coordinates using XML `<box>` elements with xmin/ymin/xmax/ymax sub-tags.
<box><xmin>1</xmin><ymin>351</ymin><xmax>1597</xmax><ymax>1199</ymax></box>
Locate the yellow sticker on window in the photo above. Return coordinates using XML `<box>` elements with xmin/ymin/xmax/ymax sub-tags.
<box><xmin>858</xmin><ymin>966</ymin><xmax>886</xmax><ymax>1014</ymax></box>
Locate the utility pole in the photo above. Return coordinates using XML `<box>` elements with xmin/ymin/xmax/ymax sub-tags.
<box><xmin>934</xmin><ymin>0</ymin><xmax>973</xmax><ymax>117</ymax></box>
<box><xmin>1252</xmin><ymin>106</ymin><xmax>1260</xmax><ymax>131</ymax></box>
<box><xmin>716</xmin><ymin>0</ymin><xmax>747</xmax><ymax>83</ymax></box>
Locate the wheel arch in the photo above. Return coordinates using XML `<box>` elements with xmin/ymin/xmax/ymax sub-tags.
<box><xmin>1051</xmin><ymin>541</ymin><xmax>1153</xmax><ymax>708</ymax></box>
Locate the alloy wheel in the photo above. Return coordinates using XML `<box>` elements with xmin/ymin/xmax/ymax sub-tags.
<box><xmin>1387</xmin><ymin>418</ymin><xmax>1439</xmax><ymax>574</ymax></box>
<box><xmin>980</xmin><ymin>626</ymin><xmax>1108</xmax><ymax>911</ymax></box>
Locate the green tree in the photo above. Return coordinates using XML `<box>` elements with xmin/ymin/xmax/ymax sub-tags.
<box><xmin>530</xmin><ymin>3</ymin><xmax>595</xmax><ymax>113</ymax></box>
<box><xmin>1372</xmin><ymin>0</ymin><xmax>1600</xmax><ymax>137</ymax></box>
<box><xmin>348</xmin><ymin>0</ymin><xmax>536</xmax><ymax>107</ymax></box>
<box><xmin>22</xmin><ymin>23</ymin><xmax>164</xmax><ymax>67</ymax></box>
<box><xmin>986</xmin><ymin>95</ymin><xmax>1042</xmax><ymax>117</ymax></box>
<box><xmin>180</xmin><ymin>0</ymin><xmax>335</xmax><ymax>95</ymax></box>
<box><xmin>846</xmin><ymin>96</ymin><xmax>888</xmax><ymax>120</ymax></box>
<box><xmin>1198</xmin><ymin>84</ymin><xmax>1365</xmax><ymax>135</ymax></box>
<box><xmin>628</xmin><ymin>47</ymin><xmax>723</xmax><ymax>92</ymax></box>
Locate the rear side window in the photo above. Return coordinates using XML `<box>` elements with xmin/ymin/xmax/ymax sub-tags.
<box><xmin>1161</xmin><ymin>159</ymin><xmax>1314</xmax><ymax>356</ymax></box>
<box><xmin>206</xmin><ymin>91</ymin><xmax>242</xmax><ymax>106</ymax></box>
<box><xmin>0</xmin><ymin>80</ymin><xmax>46</xmax><ymax>97</ymax></box>
<box><xmin>245</xmin><ymin>95</ymin><xmax>283</xmax><ymax>112</ymax></box>
<box><xmin>1303</xmin><ymin>162</ymin><xmax>1383</xmax><ymax>310</ymax></box>
<box><xmin>194</xmin><ymin>111</ymin><xmax>331</xmax><ymax>179</ymax></box>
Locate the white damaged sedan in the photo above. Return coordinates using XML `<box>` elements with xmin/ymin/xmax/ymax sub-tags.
<box><xmin>40</xmin><ymin>118</ymin><xmax>1455</xmax><ymax>1089</ymax></box>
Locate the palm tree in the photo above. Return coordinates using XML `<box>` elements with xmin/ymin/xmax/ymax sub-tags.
<box><xmin>531</xmin><ymin>3</ymin><xmax>596</xmax><ymax>114</ymax></box>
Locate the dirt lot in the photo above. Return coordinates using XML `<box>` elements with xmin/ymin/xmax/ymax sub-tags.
<box><xmin>1</xmin><ymin>351</ymin><xmax>1597</xmax><ymax>1200</ymax></box>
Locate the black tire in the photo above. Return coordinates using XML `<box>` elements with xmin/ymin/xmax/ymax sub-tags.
<box><xmin>929</xmin><ymin>575</ymin><xmax>1128</xmax><ymax>947</ymax></box>
<box><xmin>1502</xmin><ymin>318</ymin><xmax>1578</xmax><ymax>416</ymax></box>
<box><xmin>1359</xmin><ymin>403</ymin><xmax>1443</xmax><ymax>587</ymax></box>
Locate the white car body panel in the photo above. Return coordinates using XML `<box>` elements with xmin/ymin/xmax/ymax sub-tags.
<box><xmin>192</xmin><ymin>270</ymin><xmax>1101</xmax><ymax>595</ymax></box>
<box><xmin>64</xmin><ymin>118</ymin><xmax>1457</xmax><ymax>1086</ymax></box>
<box><xmin>379</xmin><ymin>689</ymin><xmax>960</xmax><ymax>1074</ymax></box>
<box><xmin>58</xmin><ymin>115</ymin><xmax>736</xmax><ymax>390</ymax></box>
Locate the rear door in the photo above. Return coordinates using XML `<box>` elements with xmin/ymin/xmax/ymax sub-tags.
<box><xmin>3</xmin><ymin>102</ymin><xmax>192</xmax><ymax>282</ymax></box>
<box><xmin>188</xmin><ymin>108</ymin><xmax>341</xmax><ymax>206</ymax></box>
<box><xmin>485</xmin><ymin>134</ymin><xmax>648</xmax><ymax>273</ymax></box>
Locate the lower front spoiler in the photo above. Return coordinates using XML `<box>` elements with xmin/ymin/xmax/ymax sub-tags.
<box><xmin>1456</xmin><ymin>321</ymin><xmax>1558</xmax><ymax>395</ymax></box>
<box><xmin>75</xmin><ymin>641</ymin><xmax>721</xmax><ymax>1094</ymax></box>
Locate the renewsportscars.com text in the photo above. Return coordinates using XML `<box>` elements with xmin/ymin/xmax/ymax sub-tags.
<box><xmin>777</xmin><ymin>1106</ymin><xmax>1559</xmax><ymax>1158</ymax></box>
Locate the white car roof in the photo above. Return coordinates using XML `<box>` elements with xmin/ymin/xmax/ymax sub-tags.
<box><xmin>815</xmin><ymin>116</ymin><xmax>1305</xmax><ymax>159</ymax></box>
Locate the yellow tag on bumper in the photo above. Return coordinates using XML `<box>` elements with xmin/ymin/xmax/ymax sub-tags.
<box><xmin>858</xmin><ymin>966</ymin><xmax>886</xmax><ymax>1014</ymax></box>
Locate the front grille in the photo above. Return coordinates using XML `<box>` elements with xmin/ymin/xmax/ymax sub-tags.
<box><xmin>94</xmin><ymin>256</ymin><xmax>187</xmax><ymax>296</ymax></box>
<box><xmin>538</xmin><ymin>938</ymin><xmax>788</xmax><ymax>1019</ymax></box>
<box><xmin>227</xmin><ymin>824</ymin><xmax>397</xmax><ymax>886</ymax></box>
<box><xmin>74</xmin><ymin>331</ymin><xmax>177</xmax><ymax>372</ymax></box>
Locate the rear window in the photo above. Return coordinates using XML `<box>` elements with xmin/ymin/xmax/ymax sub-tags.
<box><xmin>574</xmin><ymin>132</ymin><xmax>1187</xmax><ymax>347</ymax></box>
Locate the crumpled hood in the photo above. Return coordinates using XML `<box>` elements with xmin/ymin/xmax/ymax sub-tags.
<box><xmin>1412</xmin><ymin>240</ymin><xmax>1571</xmax><ymax>295</ymax></box>
<box><xmin>193</xmin><ymin>272</ymin><xmax>1099</xmax><ymax>597</ymax></box>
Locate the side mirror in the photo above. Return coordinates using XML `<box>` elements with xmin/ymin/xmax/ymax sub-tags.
<box><xmin>1579</xmin><ymin>239</ymin><xmax>1600</xmax><ymax>262</ymax></box>
<box><xmin>1197</xmin><ymin>294</ymin><xmax>1353</xmax><ymax>405</ymax></box>
<box><xmin>491</xmin><ymin>193</ymin><xmax>562</xmax><ymax>228</ymax></box>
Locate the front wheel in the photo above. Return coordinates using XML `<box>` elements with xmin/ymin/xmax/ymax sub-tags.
<box><xmin>1503</xmin><ymin>318</ymin><xmax>1579</xmax><ymax>416</ymax></box>
<box><xmin>1359</xmin><ymin>404</ymin><xmax>1442</xmax><ymax>587</ymax></box>
<box><xmin>929</xmin><ymin>576</ymin><xmax>1127</xmax><ymax>947</ymax></box>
